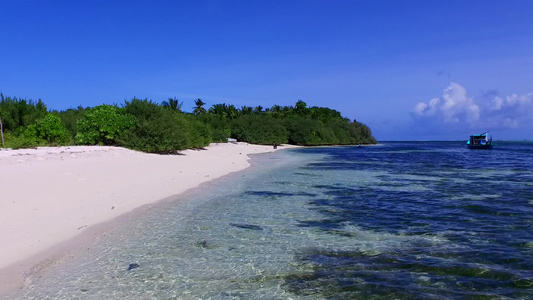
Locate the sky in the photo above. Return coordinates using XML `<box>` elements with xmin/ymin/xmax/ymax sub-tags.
<box><xmin>1</xmin><ymin>0</ymin><xmax>532</xmax><ymax>141</ymax></box>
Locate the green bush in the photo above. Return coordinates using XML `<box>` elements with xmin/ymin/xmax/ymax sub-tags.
<box><xmin>56</xmin><ymin>107</ymin><xmax>85</xmax><ymax>141</ymax></box>
<box><xmin>0</xmin><ymin>94</ymin><xmax>48</xmax><ymax>132</ymax></box>
<box><xmin>5</xmin><ymin>114</ymin><xmax>69</xmax><ymax>149</ymax></box>
<box><xmin>184</xmin><ymin>114</ymin><xmax>212</xmax><ymax>148</ymax></box>
<box><xmin>76</xmin><ymin>105</ymin><xmax>135</xmax><ymax>145</ymax></box>
<box><xmin>197</xmin><ymin>114</ymin><xmax>230</xmax><ymax>143</ymax></box>
<box><xmin>284</xmin><ymin>117</ymin><xmax>320</xmax><ymax>145</ymax></box>
<box><xmin>35</xmin><ymin>114</ymin><xmax>70</xmax><ymax>145</ymax></box>
<box><xmin>328</xmin><ymin>120</ymin><xmax>353</xmax><ymax>145</ymax></box>
<box><xmin>117</xmin><ymin>99</ymin><xmax>192</xmax><ymax>153</ymax></box>
<box><xmin>315</xmin><ymin>126</ymin><xmax>338</xmax><ymax>145</ymax></box>
<box><xmin>8</xmin><ymin>125</ymin><xmax>43</xmax><ymax>149</ymax></box>
<box><xmin>1</xmin><ymin>131</ymin><xmax>12</xmax><ymax>148</ymax></box>
<box><xmin>349</xmin><ymin>121</ymin><xmax>377</xmax><ymax>144</ymax></box>
<box><xmin>231</xmin><ymin>115</ymin><xmax>288</xmax><ymax>145</ymax></box>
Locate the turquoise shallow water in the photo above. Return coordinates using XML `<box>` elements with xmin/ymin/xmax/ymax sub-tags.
<box><xmin>9</xmin><ymin>142</ymin><xmax>533</xmax><ymax>299</ymax></box>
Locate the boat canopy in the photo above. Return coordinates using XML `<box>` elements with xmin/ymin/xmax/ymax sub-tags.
<box><xmin>467</xmin><ymin>131</ymin><xmax>493</xmax><ymax>149</ymax></box>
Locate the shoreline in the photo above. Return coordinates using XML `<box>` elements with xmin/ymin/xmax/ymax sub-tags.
<box><xmin>0</xmin><ymin>143</ymin><xmax>296</xmax><ymax>297</ymax></box>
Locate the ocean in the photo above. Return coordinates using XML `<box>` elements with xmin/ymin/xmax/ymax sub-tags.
<box><xmin>11</xmin><ymin>141</ymin><xmax>533</xmax><ymax>299</ymax></box>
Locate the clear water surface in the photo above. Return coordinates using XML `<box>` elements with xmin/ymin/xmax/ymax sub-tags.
<box><xmin>10</xmin><ymin>141</ymin><xmax>533</xmax><ymax>299</ymax></box>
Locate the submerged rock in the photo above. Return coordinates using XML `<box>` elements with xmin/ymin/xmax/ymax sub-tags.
<box><xmin>230</xmin><ymin>223</ymin><xmax>263</xmax><ymax>231</ymax></box>
<box><xmin>195</xmin><ymin>240</ymin><xmax>217</xmax><ymax>249</ymax></box>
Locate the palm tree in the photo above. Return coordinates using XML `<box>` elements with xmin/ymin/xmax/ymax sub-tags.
<box><xmin>253</xmin><ymin>105</ymin><xmax>263</xmax><ymax>114</ymax></box>
<box><xmin>208</xmin><ymin>103</ymin><xmax>228</xmax><ymax>116</ymax></box>
<box><xmin>161</xmin><ymin>97</ymin><xmax>183</xmax><ymax>112</ymax></box>
<box><xmin>193</xmin><ymin>99</ymin><xmax>207</xmax><ymax>115</ymax></box>
<box><xmin>240</xmin><ymin>106</ymin><xmax>253</xmax><ymax>115</ymax></box>
<box><xmin>227</xmin><ymin>104</ymin><xmax>238</xmax><ymax>119</ymax></box>
<box><xmin>270</xmin><ymin>104</ymin><xmax>282</xmax><ymax>118</ymax></box>
<box><xmin>295</xmin><ymin>100</ymin><xmax>307</xmax><ymax>112</ymax></box>
<box><xmin>208</xmin><ymin>103</ymin><xmax>238</xmax><ymax>119</ymax></box>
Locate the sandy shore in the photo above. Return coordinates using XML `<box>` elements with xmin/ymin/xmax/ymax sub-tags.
<box><xmin>0</xmin><ymin>142</ymin><xmax>293</xmax><ymax>295</ymax></box>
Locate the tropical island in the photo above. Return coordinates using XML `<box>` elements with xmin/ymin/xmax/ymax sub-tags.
<box><xmin>0</xmin><ymin>94</ymin><xmax>376</xmax><ymax>152</ymax></box>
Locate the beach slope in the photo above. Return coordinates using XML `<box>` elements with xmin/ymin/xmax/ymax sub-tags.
<box><xmin>0</xmin><ymin>142</ymin><xmax>290</xmax><ymax>294</ymax></box>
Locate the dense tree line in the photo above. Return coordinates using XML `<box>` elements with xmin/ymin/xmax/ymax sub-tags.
<box><xmin>0</xmin><ymin>93</ymin><xmax>376</xmax><ymax>152</ymax></box>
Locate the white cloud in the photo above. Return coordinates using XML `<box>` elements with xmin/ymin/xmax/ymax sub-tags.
<box><xmin>413</xmin><ymin>82</ymin><xmax>533</xmax><ymax>130</ymax></box>
<box><xmin>413</xmin><ymin>102</ymin><xmax>427</xmax><ymax>115</ymax></box>
<box><xmin>490</xmin><ymin>93</ymin><xmax>533</xmax><ymax>111</ymax></box>
<box><xmin>414</xmin><ymin>82</ymin><xmax>479</xmax><ymax>124</ymax></box>
<box><xmin>490</xmin><ymin>96</ymin><xmax>504</xmax><ymax>110</ymax></box>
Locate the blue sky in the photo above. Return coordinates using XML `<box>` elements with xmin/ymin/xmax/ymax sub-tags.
<box><xmin>1</xmin><ymin>0</ymin><xmax>532</xmax><ymax>140</ymax></box>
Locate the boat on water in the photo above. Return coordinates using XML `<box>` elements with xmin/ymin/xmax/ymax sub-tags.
<box><xmin>467</xmin><ymin>131</ymin><xmax>493</xmax><ymax>149</ymax></box>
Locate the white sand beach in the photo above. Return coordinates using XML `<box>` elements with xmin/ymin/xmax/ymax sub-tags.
<box><xmin>0</xmin><ymin>142</ymin><xmax>293</xmax><ymax>295</ymax></box>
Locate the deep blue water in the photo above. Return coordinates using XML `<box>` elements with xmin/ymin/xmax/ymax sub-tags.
<box><xmin>11</xmin><ymin>141</ymin><xmax>533</xmax><ymax>299</ymax></box>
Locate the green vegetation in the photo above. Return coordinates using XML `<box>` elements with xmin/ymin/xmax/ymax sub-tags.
<box><xmin>1</xmin><ymin>114</ymin><xmax>70</xmax><ymax>149</ymax></box>
<box><xmin>0</xmin><ymin>93</ymin><xmax>47</xmax><ymax>132</ymax></box>
<box><xmin>0</xmin><ymin>93</ymin><xmax>377</xmax><ymax>152</ymax></box>
<box><xmin>55</xmin><ymin>106</ymin><xmax>86</xmax><ymax>142</ymax></box>
<box><xmin>232</xmin><ymin>115</ymin><xmax>288</xmax><ymax>145</ymax></box>
<box><xmin>117</xmin><ymin>98</ymin><xmax>211</xmax><ymax>153</ymax></box>
<box><xmin>75</xmin><ymin>105</ymin><xmax>135</xmax><ymax>146</ymax></box>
